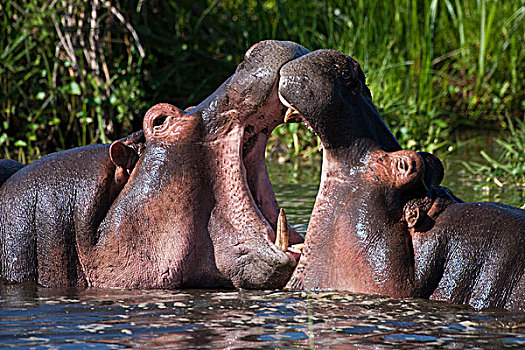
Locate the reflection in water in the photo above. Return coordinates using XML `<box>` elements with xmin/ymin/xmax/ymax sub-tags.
<box><xmin>0</xmin><ymin>141</ymin><xmax>523</xmax><ymax>348</ymax></box>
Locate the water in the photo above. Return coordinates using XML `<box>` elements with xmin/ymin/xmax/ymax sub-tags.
<box><xmin>1</xmin><ymin>286</ymin><xmax>524</xmax><ymax>349</ymax></box>
<box><xmin>0</xmin><ymin>139</ymin><xmax>524</xmax><ymax>349</ymax></box>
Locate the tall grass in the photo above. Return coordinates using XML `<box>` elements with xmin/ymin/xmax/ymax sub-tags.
<box><xmin>1</xmin><ymin>0</ymin><xmax>523</xmax><ymax>166</ymax></box>
<box><xmin>1</xmin><ymin>1</ymin><xmax>147</xmax><ymax>161</ymax></box>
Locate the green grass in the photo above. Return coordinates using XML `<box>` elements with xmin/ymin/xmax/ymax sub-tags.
<box><xmin>462</xmin><ymin>116</ymin><xmax>525</xmax><ymax>187</ymax></box>
<box><xmin>1</xmin><ymin>0</ymin><xmax>523</xmax><ymax>184</ymax></box>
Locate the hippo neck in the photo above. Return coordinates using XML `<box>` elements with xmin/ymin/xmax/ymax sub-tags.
<box><xmin>296</xmin><ymin>148</ymin><xmax>415</xmax><ymax>295</ymax></box>
<box><xmin>89</xmin><ymin>143</ymin><xmax>220</xmax><ymax>288</ymax></box>
<box><xmin>319</xmin><ymin>94</ymin><xmax>401</xmax><ymax>153</ymax></box>
<box><xmin>322</xmin><ymin>138</ymin><xmax>381</xmax><ymax>167</ymax></box>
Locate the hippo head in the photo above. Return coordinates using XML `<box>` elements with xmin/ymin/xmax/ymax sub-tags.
<box><xmin>277</xmin><ymin>50</ymin><xmax>444</xmax><ymax>295</ymax></box>
<box><xmin>278</xmin><ymin>49</ymin><xmax>401</xmax><ymax>154</ymax></box>
<box><xmin>285</xmin><ymin>142</ymin><xmax>444</xmax><ymax>294</ymax></box>
<box><xmin>90</xmin><ymin>40</ymin><xmax>309</xmax><ymax>290</ymax></box>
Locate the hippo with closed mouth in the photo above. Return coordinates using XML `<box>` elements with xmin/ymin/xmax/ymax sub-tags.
<box><xmin>1</xmin><ymin>40</ymin><xmax>307</xmax><ymax>289</ymax></box>
<box><xmin>278</xmin><ymin>49</ymin><xmax>524</xmax><ymax>311</ymax></box>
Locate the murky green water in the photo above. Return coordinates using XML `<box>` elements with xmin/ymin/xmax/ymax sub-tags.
<box><xmin>0</xmin><ymin>139</ymin><xmax>523</xmax><ymax>349</ymax></box>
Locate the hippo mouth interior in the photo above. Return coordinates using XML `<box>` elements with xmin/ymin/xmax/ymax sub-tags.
<box><xmin>239</xmin><ymin>97</ymin><xmax>304</xmax><ymax>261</ymax></box>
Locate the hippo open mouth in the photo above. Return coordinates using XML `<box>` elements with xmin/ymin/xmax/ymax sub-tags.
<box><xmin>238</xmin><ymin>88</ymin><xmax>305</xmax><ymax>261</ymax></box>
<box><xmin>171</xmin><ymin>40</ymin><xmax>311</xmax><ymax>289</ymax></box>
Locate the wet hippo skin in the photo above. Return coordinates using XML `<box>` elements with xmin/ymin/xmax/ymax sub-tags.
<box><xmin>403</xmin><ymin>186</ymin><xmax>525</xmax><ymax>311</ymax></box>
<box><xmin>0</xmin><ymin>159</ymin><xmax>25</xmax><ymax>186</ymax></box>
<box><xmin>0</xmin><ymin>131</ymin><xmax>145</xmax><ymax>286</ymax></box>
<box><xmin>1</xmin><ymin>40</ymin><xmax>307</xmax><ymax>289</ymax></box>
<box><xmin>278</xmin><ymin>49</ymin><xmax>525</xmax><ymax>310</ymax></box>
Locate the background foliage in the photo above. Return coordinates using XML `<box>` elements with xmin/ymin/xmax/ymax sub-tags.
<box><xmin>1</xmin><ymin>0</ymin><xmax>524</xmax><ymax>182</ymax></box>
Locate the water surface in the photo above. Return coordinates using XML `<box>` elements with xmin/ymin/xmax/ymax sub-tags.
<box><xmin>1</xmin><ymin>285</ymin><xmax>524</xmax><ymax>349</ymax></box>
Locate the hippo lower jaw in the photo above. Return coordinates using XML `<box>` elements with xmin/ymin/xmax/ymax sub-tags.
<box><xmin>240</xmin><ymin>106</ymin><xmax>304</xmax><ymax>260</ymax></box>
<box><xmin>200</xmin><ymin>87</ymin><xmax>306</xmax><ymax>289</ymax></box>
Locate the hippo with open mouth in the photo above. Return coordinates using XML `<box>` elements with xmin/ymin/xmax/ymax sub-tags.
<box><xmin>0</xmin><ymin>40</ymin><xmax>307</xmax><ymax>289</ymax></box>
<box><xmin>278</xmin><ymin>49</ymin><xmax>525</xmax><ymax>310</ymax></box>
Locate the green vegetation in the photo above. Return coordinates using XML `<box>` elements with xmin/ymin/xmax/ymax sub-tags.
<box><xmin>462</xmin><ymin>116</ymin><xmax>525</xmax><ymax>187</ymax></box>
<box><xmin>1</xmin><ymin>1</ymin><xmax>524</xmax><ymax>183</ymax></box>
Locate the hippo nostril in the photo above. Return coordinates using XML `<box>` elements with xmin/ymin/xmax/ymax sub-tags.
<box><xmin>153</xmin><ymin>115</ymin><xmax>168</xmax><ymax>128</ymax></box>
<box><xmin>397</xmin><ymin>159</ymin><xmax>409</xmax><ymax>172</ymax></box>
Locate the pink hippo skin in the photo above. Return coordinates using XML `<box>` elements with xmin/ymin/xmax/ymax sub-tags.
<box><xmin>1</xmin><ymin>40</ymin><xmax>307</xmax><ymax>289</ymax></box>
<box><xmin>278</xmin><ymin>49</ymin><xmax>524</xmax><ymax>311</ymax></box>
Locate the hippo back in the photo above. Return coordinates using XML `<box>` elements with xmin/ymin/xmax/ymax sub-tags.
<box><xmin>0</xmin><ymin>159</ymin><xmax>24</xmax><ymax>188</ymax></box>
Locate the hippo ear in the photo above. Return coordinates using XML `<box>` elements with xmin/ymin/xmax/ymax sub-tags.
<box><xmin>110</xmin><ymin>140</ymin><xmax>138</xmax><ymax>170</ymax></box>
<box><xmin>418</xmin><ymin>152</ymin><xmax>444</xmax><ymax>189</ymax></box>
<box><xmin>404</xmin><ymin>206</ymin><xmax>420</xmax><ymax>228</ymax></box>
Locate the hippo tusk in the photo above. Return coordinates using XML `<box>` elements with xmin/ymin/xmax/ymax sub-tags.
<box><xmin>276</xmin><ymin>208</ymin><xmax>289</xmax><ymax>252</ymax></box>
<box><xmin>284</xmin><ymin>107</ymin><xmax>303</xmax><ymax>123</ymax></box>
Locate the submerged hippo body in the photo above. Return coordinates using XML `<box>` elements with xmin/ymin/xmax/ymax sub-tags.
<box><xmin>0</xmin><ymin>159</ymin><xmax>24</xmax><ymax>186</ymax></box>
<box><xmin>1</xmin><ymin>40</ymin><xmax>307</xmax><ymax>289</ymax></box>
<box><xmin>0</xmin><ymin>131</ymin><xmax>145</xmax><ymax>286</ymax></box>
<box><xmin>279</xmin><ymin>49</ymin><xmax>524</xmax><ymax>310</ymax></box>
<box><xmin>403</xmin><ymin>187</ymin><xmax>525</xmax><ymax>310</ymax></box>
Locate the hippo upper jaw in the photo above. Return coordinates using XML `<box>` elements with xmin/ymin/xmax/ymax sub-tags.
<box><xmin>278</xmin><ymin>50</ymin><xmax>400</xmax><ymax>153</ymax></box>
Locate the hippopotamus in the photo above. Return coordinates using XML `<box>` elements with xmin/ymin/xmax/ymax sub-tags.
<box><xmin>1</xmin><ymin>40</ymin><xmax>307</xmax><ymax>289</ymax></box>
<box><xmin>278</xmin><ymin>50</ymin><xmax>408</xmax><ymax>295</ymax></box>
<box><xmin>0</xmin><ymin>131</ymin><xmax>146</xmax><ymax>286</ymax></box>
<box><xmin>278</xmin><ymin>49</ymin><xmax>525</xmax><ymax>310</ymax></box>
<box><xmin>0</xmin><ymin>159</ymin><xmax>24</xmax><ymax>186</ymax></box>
<box><xmin>403</xmin><ymin>186</ymin><xmax>525</xmax><ymax>310</ymax></box>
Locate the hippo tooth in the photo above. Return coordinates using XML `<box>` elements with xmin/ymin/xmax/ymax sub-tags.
<box><xmin>290</xmin><ymin>243</ymin><xmax>304</xmax><ymax>252</ymax></box>
<box><xmin>276</xmin><ymin>208</ymin><xmax>289</xmax><ymax>252</ymax></box>
<box><xmin>284</xmin><ymin>107</ymin><xmax>303</xmax><ymax>123</ymax></box>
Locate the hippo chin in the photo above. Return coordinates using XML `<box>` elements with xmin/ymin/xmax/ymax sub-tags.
<box><xmin>278</xmin><ymin>49</ymin><xmax>524</xmax><ymax>311</ymax></box>
<box><xmin>1</xmin><ymin>40</ymin><xmax>307</xmax><ymax>289</ymax></box>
